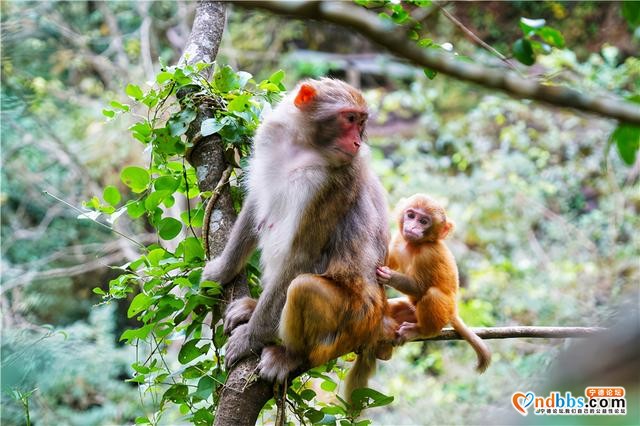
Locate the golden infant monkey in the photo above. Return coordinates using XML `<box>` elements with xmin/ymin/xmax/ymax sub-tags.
<box><xmin>377</xmin><ymin>194</ymin><xmax>491</xmax><ymax>372</ymax></box>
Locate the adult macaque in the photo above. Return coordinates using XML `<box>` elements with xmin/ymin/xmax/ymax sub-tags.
<box><xmin>377</xmin><ymin>194</ymin><xmax>491</xmax><ymax>373</ymax></box>
<box><xmin>202</xmin><ymin>78</ymin><xmax>390</xmax><ymax>395</ymax></box>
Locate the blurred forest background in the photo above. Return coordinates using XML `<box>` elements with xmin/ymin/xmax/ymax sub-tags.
<box><xmin>1</xmin><ymin>1</ymin><xmax>639</xmax><ymax>425</ymax></box>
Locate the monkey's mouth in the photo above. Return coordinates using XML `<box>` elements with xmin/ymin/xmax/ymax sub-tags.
<box><xmin>404</xmin><ymin>230</ymin><xmax>423</xmax><ymax>240</ymax></box>
<box><xmin>334</xmin><ymin>147</ymin><xmax>358</xmax><ymax>159</ymax></box>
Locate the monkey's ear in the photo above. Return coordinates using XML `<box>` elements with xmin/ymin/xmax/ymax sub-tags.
<box><xmin>441</xmin><ymin>220</ymin><xmax>455</xmax><ymax>239</ymax></box>
<box><xmin>294</xmin><ymin>83</ymin><xmax>317</xmax><ymax>108</ymax></box>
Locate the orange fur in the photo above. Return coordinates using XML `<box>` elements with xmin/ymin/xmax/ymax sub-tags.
<box><xmin>381</xmin><ymin>194</ymin><xmax>491</xmax><ymax>373</ymax></box>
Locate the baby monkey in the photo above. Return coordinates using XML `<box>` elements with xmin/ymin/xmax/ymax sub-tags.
<box><xmin>377</xmin><ymin>194</ymin><xmax>491</xmax><ymax>372</ymax></box>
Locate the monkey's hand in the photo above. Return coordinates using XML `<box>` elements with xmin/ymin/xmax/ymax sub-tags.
<box><xmin>258</xmin><ymin>346</ymin><xmax>302</xmax><ymax>383</ymax></box>
<box><xmin>376</xmin><ymin>266</ymin><xmax>393</xmax><ymax>285</ymax></box>
<box><xmin>224</xmin><ymin>324</ymin><xmax>261</xmax><ymax>369</ymax></box>
<box><xmin>223</xmin><ymin>297</ymin><xmax>257</xmax><ymax>335</ymax></box>
<box><xmin>202</xmin><ymin>256</ymin><xmax>235</xmax><ymax>285</ymax></box>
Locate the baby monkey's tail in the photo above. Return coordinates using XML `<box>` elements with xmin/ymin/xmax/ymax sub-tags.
<box><xmin>451</xmin><ymin>316</ymin><xmax>491</xmax><ymax>373</ymax></box>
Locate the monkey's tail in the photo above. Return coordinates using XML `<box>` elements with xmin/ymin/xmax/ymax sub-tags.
<box><xmin>344</xmin><ymin>347</ymin><xmax>377</xmax><ymax>403</ymax></box>
<box><xmin>451</xmin><ymin>316</ymin><xmax>491</xmax><ymax>373</ymax></box>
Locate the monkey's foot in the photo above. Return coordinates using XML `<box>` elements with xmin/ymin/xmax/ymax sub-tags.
<box><xmin>396</xmin><ymin>321</ymin><xmax>421</xmax><ymax>344</ymax></box>
<box><xmin>224</xmin><ymin>324</ymin><xmax>260</xmax><ymax>369</ymax></box>
<box><xmin>258</xmin><ymin>346</ymin><xmax>302</xmax><ymax>383</ymax></box>
<box><xmin>224</xmin><ymin>297</ymin><xmax>258</xmax><ymax>335</ymax></box>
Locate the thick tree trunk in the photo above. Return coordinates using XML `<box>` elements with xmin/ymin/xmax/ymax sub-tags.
<box><xmin>179</xmin><ymin>3</ymin><xmax>273</xmax><ymax>425</ymax></box>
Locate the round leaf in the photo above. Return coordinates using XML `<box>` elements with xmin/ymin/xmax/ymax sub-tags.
<box><xmin>121</xmin><ymin>166</ymin><xmax>150</xmax><ymax>193</ymax></box>
<box><xmin>126</xmin><ymin>83</ymin><xmax>144</xmax><ymax>100</ymax></box>
<box><xmin>103</xmin><ymin>185</ymin><xmax>121</xmax><ymax>206</ymax></box>
<box><xmin>611</xmin><ymin>124</ymin><xmax>640</xmax><ymax>166</ymax></box>
<box><xmin>158</xmin><ymin>217</ymin><xmax>182</xmax><ymax>240</ymax></box>
<box><xmin>513</xmin><ymin>38</ymin><xmax>535</xmax><ymax>66</ymax></box>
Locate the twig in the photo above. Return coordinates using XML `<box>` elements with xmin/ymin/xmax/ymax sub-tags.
<box><xmin>438</xmin><ymin>4</ymin><xmax>523</xmax><ymax>76</ymax></box>
<box><xmin>43</xmin><ymin>191</ymin><xmax>146</xmax><ymax>250</ymax></box>
<box><xmin>202</xmin><ymin>165</ymin><xmax>234</xmax><ymax>259</ymax></box>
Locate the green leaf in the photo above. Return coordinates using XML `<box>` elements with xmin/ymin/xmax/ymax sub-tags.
<box><xmin>350</xmin><ymin>388</ymin><xmax>394</xmax><ymax>408</ymax></box>
<box><xmin>126</xmin><ymin>83</ymin><xmax>144</xmax><ymax>100</ymax></box>
<box><xmin>418</xmin><ymin>38</ymin><xmax>433</xmax><ymax>48</ymax></box>
<box><xmin>146</xmin><ymin>248</ymin><xmax>167</xmax><ymax>266</ymax></box>
<box><xmin>320</xmin><ymin>379</ymin><xmax>337</xmax><ymax>392</ymax></box>
<box><xmin>120</xmin><ymin>324</ymin><xmax>153</xmax><ymax>343</ymax></box>
<box><xmin>154</xmin><ymin>176</ymin><xmax>180</xmax><ymax>192</ymax></box>
<box><xmin>213</xmin><ymin>64</ymin><xmax>240</xmax><ymax>92</ymax></box>
<box><xmin>180</xmin><ymin>207</ymin><xmax>204</xmax><ymax>228</ymax></box>
<box><xmin>227</xmin><ymin>94</ymin><xmax>252</xmax><ymax>112</ymax></box>
<box><xmin>193</xmin><ymin>376</ymin><xmax>215</xmax><ymax>400</ymax></box>
<box><xmin>102</xmin><ymin>109</ymin><xmax>115</xmax><ymax>118</ymax></box>
<box><xmin>423</xmin><ymin>67</ymin><xmax>437</xmax><ymax>80</ymax></box>
<box><xmin>121</xmin><ymin>166</ymin><xmax>150</xmax><ymax>193</ymax></box>
<box><xmin>162</xmin><ymin>384</ymin><xmax>189</xmax><ymax>404</ymax></box>
<box><xmin>130</xmin><ymin>121</ymin><xmax>153</xmax><ymax>140</ymax></box>
<box><xmin>135</xmin><ymin>416</ymin><xmax>151</xmax><ymax>425</ymax></box>
<box><xmin>268</xmin><ymin>69</ymin><xmax>285</xmax><ymax>85</ymax></box>
<box><xmin>191</xmin><ymin>408</ymin><xmax>215</xmax><ymax>425</ymax></box>
<box><xmin>538</xmin><ymin>27</ymin><xmax>565</xmax><ymax>48</ymax></box>
<box><xmin>110</xmin><ymin>100</ymin><xmax>130</xmax><ymax>112</ymax></box>
<box><xmin>126</xmin><ymin>200</ymin><xmax>146</xmax><ymax>219</ymax></box>
<box><xmin>305</xmin><ymin>409</ymin><xmax>324</xmax><ymax>423</ymax></box>
<box><xmin>519</xmin><ymin>17</ymin><xmax>546</xmax><ymax>35</ymax></box>
<box><xmin>92</xmin><ymin>287</ymin><xmax>105</xmax><ymax>295</ymax></box>
<box><xmin>622</xmin><ymin>1</ymin><xmax>640</xmax><ymax>26</ymax></box>
<box><xmin>156</xmin><ymin>71</ymin><xmax>173</xmax><ymax>84</ymax></box>
<box><xmin>178</xmin><ymin>339</ymin><xmax>206</xmax><ymax>364</ymax></box>
<box><xmin>168</xmin><ymin>108</ymin><xmax>197</xmax><ymax>137</ymax></box>
<box><xmin>176</xmin><ymin>237</ymin><xmax>205</xmax><ymax>263</ymax></box>
<box><xmin>158</xmin><ymin>217</ymin><xmax>182</xmax><ymax>240</ymax></box>
<box><xmin>144</xmin><ymin>190</ymin><xmax>170</xmax><ymax>211</ymax></box>
<box><xmin>321</xmin><ymin>405</ymin><xmax>345</xmax><ymax>415</ymax></box>
<box><xmin>300</xmin><ymin>389</ymin><xmax>316</xmax><ymax>401</ymax></box>
<box><xmin>201</xmin><ymin>118</ymin><xmax>225</xmax><ymax>136</ymax></box>
<box><xmin>611</xmin><ymin>124</ymin><xmax>640</xmax><ymax>165</ymax></box>
<box><xmin>200</xmin><ymin>281</ymin><xmax>221</xmax><ymax>295</ymax></box>
<box><xmin>127</xmin><ymin>293</ymin><xmax>152</xmax><ymax>318</ymax></box>
<box><xmin>103</xmin><ymin>185</ymin><xmax>121</xmax><ymax>206</ymax></box>
<box><xmin>513</xmin><ymin>38</ymin><xmax>535</xmax><ymax>66</ymax></box>
<box><xmin>172</xmin><ymin>68</ymin><xmax>193</xmax><ymax>85</ymax></box>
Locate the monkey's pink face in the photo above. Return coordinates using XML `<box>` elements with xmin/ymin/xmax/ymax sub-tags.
<box><xmin>333</xmin><ymin>109</ymin><xmax>367</xmax><ymax>162</ymax></box>
<box><xmin>402</xmin><ymin>208</ymin><xmax>433</xmax><ymax>243</ymax></box>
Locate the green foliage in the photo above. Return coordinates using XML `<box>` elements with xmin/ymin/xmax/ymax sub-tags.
<box><xmin>610</xmin><ymin>123</ymin><xmax>640</xmax><ymax>165</ymax></box>
<box><xmin>270</xmin><ymin>364</ymin><xmax>393</xmax><ymax>425</ymax></box>
<box><xmin>622</xmin><ymin>1</ymin><xmax>640</xmax><ymax>27</ymax></box>
<box><xmin>512</xmin><ymin>17</ymin><xmax>565</xmax><ymax>66</ymax></box>
<box><xmin>1</xmin><ymin>306</ymin><xmax>142</xmax><ymax>426</ymax></box>
<box><xmin>6</xmin><ymin>387</ymin><xmax>37</xmax><ymax>426</ymax></box>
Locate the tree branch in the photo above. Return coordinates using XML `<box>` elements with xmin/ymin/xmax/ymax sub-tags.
<box><xmin>239</xmin><ymin>0</ymin><xmax>640</xmax><ymax>125</ymax></box>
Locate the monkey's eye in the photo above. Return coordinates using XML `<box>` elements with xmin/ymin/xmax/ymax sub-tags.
<box><xmin>419</xmin><ymin>218</ymin><xmax>429</xmax><ymax>225</ymax></box>
<box><xmin>345</xmin><ymin>113</ymin><xmax>356</xmax><ymax>123</ymax></box>
<box><xmin>407</xmin><ymin>212</ymin><xmax>415</xmax><ymax>219</ymax></box>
